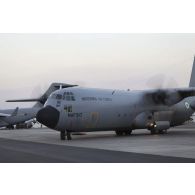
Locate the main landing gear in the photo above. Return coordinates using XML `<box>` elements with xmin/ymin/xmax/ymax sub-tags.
<box><xmin>115</xmin><ymin>130</ymin><xmax>132</xmax><ymax>136</ymax></box>
<box><xmin>7</xmin><ymin>125</ymin><xmax>14</xmax><ymax>130</ymax></box>
<box><xmin>60</xmin><ymin>130</ymin><xmax>72</xmax><ymax>140</ymax></box>
<box><xmin>150</xmin><ymin>129</ymin><xmax>168</xmax><ymax>135</ymax></box>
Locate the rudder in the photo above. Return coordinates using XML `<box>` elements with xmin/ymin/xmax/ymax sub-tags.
<box><xmin>189</xmin><ymin>56</ymin><xmax>195</xmax><ymax>87</ymax></box>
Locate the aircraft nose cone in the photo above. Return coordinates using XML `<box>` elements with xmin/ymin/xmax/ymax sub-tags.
<box><xmin>36</xmin><ymin>106</ymin><xmax>60</xmax><ymax>129</ymax></box>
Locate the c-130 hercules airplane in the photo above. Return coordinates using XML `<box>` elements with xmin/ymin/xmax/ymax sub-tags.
<box><xmin>37</xmin><ymin>57</ymin><xmax>195</xmax><ymax>140</ymax></box>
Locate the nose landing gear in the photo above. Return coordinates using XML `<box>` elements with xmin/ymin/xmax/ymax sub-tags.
<box><xmin>67</xmin><ymin>131</ymin><xmax>72</xmax><ymax>140</ymax></box>
<box><xmin>60</xmin><ymin>130</ymin><xmax>72</xmax><ymax>140</ymax></box>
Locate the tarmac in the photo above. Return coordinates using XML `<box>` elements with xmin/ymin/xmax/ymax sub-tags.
<box><xmin>1</xmin><ymin>124</ymin><xmax>195</xmax><ymax>163</ymax></box>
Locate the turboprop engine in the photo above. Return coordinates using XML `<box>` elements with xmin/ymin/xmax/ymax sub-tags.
<box><xmin>132</xmin><ymin>112</ymin><xmax>153</xmax><ymax>129</ymax></box>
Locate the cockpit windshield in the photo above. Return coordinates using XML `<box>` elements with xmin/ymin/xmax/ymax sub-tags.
<box><xmin>63</xmin><ymin>92</ymin><xmax>75</xmax><ymax>101</ymax></box>
<box><xmin>51</xmin><ymin>93</ymin><xmax>62</xmax><ymax>100</ymax></box>
<box><xmin>50</xmin><ymin>92</ymin><xmax>75</xmax><ymax>101</ymax></box>
<box><xmin>56</xmin><ymin>94</ymin><xmax>62</xmax><ymax>100</ymax></box>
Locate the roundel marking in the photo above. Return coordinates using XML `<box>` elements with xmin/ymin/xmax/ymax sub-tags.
<box><xmin>185</xmin><ymin>102</ymin><xmax>190</xmax><ymax>109</ymax></box>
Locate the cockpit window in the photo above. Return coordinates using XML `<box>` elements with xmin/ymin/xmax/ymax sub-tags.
<box><xmin>63</xmin><ymin>91</ymin><xmax>76</xmax><ymax>101</ymax></box>
<box><xmin>56</xmin><ymin>94</ymin><xmax>62</xmax><ymax>100</ymax></box>
<box><xmin>51</xmin><ymin>94</ymin><xmax>57</xmax><ymax>99</ymax></box>
<box><xmin>50</xmin><ymin>93</ymin><xmax>63</xmax><ymax>100</ymax></box>
<box><xmin>71</xmin><ymin>96</ymin><xmax>75</xmax><ymax>101</ymax></box>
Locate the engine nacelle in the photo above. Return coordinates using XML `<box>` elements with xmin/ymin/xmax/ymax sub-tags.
<box><xmin>132</xmin><ymin>112</ymin><xmax>153</xmax><ymax>129</ymax></box>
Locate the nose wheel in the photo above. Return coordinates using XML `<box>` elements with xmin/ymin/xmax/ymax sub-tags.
<box><xmin>60</xmin><ymin>130</ymin><xmax>66</xmax><ymax>140</ymax></box>
<box><xmin>67</xmin><ymin>131</ymin><xmax>72</xmax><ymax>140</ymax></box>
<box><xmin>60</xmin><ymin>130</ymin><xmax>72</xmax><ymax>140</ymax></box>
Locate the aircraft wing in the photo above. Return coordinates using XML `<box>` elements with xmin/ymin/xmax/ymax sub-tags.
<box><xmin>0</xmin><ymin>113</ymin><xmax>11</xmax><ymax>117</ymax></box>
<box><xmin>6</xmin><ymin>98</ymin><xmax>40</xmax><ymax>102</ymax></box>
<box><xmin>145</xmin><ymin>87</ymin><xmax>195</xmax><ymax>106</ymax></box>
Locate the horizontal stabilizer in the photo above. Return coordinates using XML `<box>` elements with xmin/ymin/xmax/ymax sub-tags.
<box><xmin>6</xmin><ymin>98</ymin><xmax>40</xmax><ymax>103</ymax></box>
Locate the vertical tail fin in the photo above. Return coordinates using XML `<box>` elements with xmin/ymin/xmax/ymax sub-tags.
<box><xmin>189</xmin><ymin>56</ymin><xmax>195</xmax><ymax>87</ymax></box>
<box><xmin>11</xmin><ymin>107</ymin><xmax>19</xmax><ymax>116</ymax></box>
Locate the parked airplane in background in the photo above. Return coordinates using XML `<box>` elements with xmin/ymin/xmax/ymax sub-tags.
<box><xmin>1</xmin><ymin>83</ymin><xmax>77</xmax><ymax>129</ymax></box>
<box><xmin>37</xmin><ymin>57</ymin><xmax>195</xmax><ymax>140</ymax></box>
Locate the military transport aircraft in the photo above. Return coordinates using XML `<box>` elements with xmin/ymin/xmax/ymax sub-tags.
<box><xmin>1</xmin><ymin>83</ymin><xmax>77</xmax><ymax>129</ymax></box>
<box><xmin>36</xmin><ymin>57</ymin><xmax>195</xmax><ymax>140</ymax></box>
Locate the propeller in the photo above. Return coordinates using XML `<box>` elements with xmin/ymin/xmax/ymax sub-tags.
<box><xmin>145</xmin><ymin>74</ymin><xmax>182</xmax><ymax>106</ymax></box>
<box><xmin>144</xmin><ymin>73</ymin><xmax>195</xmax><ymax>106</ymax></box>
<box><xmin>146</xmin><ymin>74</ymin><xmax>178</xmax><ymax>89</ymax></box>
<box><xmin>146</xmin><ymin>87</ymin><xmax>195</xmax><ymax>107</ymax></box>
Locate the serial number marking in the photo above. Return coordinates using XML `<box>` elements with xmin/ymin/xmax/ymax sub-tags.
<box><xmin>81</xmin><ymin>97</ymin><xmax>97</xmax><ymax>101</ymax></box>
<box><xmin>98</xmin><ymin>97</ymin><xmax>112</xmax><ymax>101</ymax></box>
<box><xmin>81</xmin><ymin>97</ymin><xmax>112</xmax><ymax>101</ymax></box>
<box><xmin>185</xmin><ymin>102</ymin><xmax>190</xmax><ymax>109</ymax></box>
<box><xmin>68</xmin><ymin>113</ymin><xmax>83</xmax><ymax>118</ymax></box>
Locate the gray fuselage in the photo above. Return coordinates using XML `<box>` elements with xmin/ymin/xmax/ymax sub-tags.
<box><xmin>39</xmin><ymin>87</ymin><xmax>195</xmax><ymax>132</ymax></box>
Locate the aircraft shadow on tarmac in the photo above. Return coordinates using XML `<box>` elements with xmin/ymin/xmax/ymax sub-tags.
<box><xmin>68</xmin><ymin>129</ymin><xmax>185</xmax><ymax>141</ymax></box>
<box><xmin>62</xmin><ymin>127</ymin><xmax>195</xmax><ymax>142</ymax></box>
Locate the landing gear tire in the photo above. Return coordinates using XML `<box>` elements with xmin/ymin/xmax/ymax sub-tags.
<box><xmin>151</xmin><ymin>129</ymin><xmax>168</xmax><ymax>135</ymax></box>
<box><xmin>124</xmin><ymin>130</ymin><xmax>132</xmax><ymax>135</ymax></box>
<box><xmin>159</xmin><ymin>130</ymin><xmax>168</xmax><ymax>134</ymax></box>
<box><xmin>67</xmin><ymin>131</ymin><xmax>72</xmax><ymax>140</ymax></box>
<box><xmin>7</xmin><ymin>125</ymin><xmax>14</xmax><ymax>130</ymax></box>
<box><xmin>158</xmin><ymin>130</ymin><xmax>164</xmax><ymax>134</ymax></box>
<box><xmin>115</xmin><ymin>130</ymin><xmax>123</xmax><ymax>136</ymax></box>
<box><xmin>150</xmin><ymin>129</ymin><xmax>158</xmax><ymax>135</ymax></box>
<box><xmin>60</xmin><ymin>131</ymin><xmax>66</xmax><ymax>140</ymax></box>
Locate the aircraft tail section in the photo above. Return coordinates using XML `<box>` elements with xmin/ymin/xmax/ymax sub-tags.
<box><xmin>6</xmin><ymin>83</ymin><xmax>78</xmax><ymax>108</ymax></box>
<box><xmin>11</xmin><ymin>107</ymin><xmax>19</xmax><ymax>116</ymax></box>
<box><xmin>189</xmin><ymin>56</ymin><xmax>195</xmax><ymax>87</ymax></box>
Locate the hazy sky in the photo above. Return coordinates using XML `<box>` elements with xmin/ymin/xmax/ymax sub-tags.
<box><xmin>1</xmin><ymin>33</ymin><xmax>195</xmax><ymax>108</ymax></box>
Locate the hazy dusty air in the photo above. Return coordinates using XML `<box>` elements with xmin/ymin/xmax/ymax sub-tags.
<box><xmin>0</xmin><ymin>33</ymin><xmax>195</xmax><ymax>109</ymax></box>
